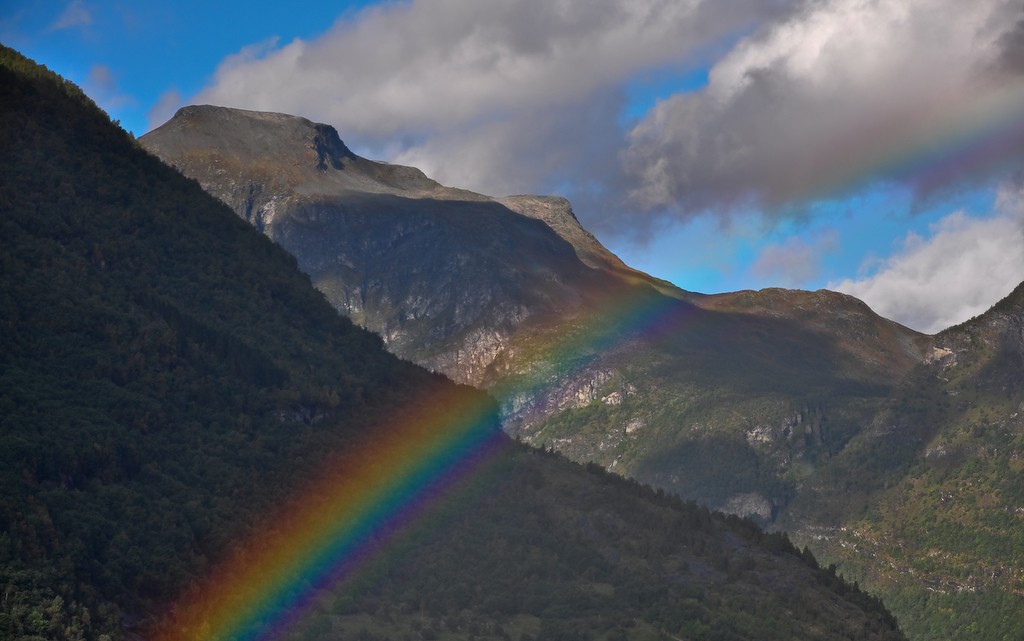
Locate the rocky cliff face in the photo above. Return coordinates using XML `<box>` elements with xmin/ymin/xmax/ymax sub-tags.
<box><xmin>141</xmin><ymin>106</ymin><xmax>931</xmax><ymax>521</ymax></box>
<box><xmin>143</xmin><ymin>106</ymin><xmax>624</xmax><ymax>385</ymax></box>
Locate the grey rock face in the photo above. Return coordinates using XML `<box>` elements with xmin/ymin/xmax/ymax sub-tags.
<box><xmin>142</xmin><ymin>106</ymin><xmax>620</xmax><ymax>387</ymax></box>
<box><xmin>722</xmin><ymin>493</ymin><xmax>775</xmax><ymax>520</ymax></box>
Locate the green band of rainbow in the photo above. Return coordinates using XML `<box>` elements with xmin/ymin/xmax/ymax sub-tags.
<box><xmin>155</xmin><ymin>388</ymin><xmax>503</xmax><ymax>641</ymax></box>
<box><xmin>157</xmin><ymin>282</ymin><xmax>703</xmax><ymax>641</ymax></box>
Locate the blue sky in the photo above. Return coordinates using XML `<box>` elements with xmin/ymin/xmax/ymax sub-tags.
<box><xmin>5</xmin><ymin>0</ymin><xmax>1024</xmax><ymax>333</ymax></box>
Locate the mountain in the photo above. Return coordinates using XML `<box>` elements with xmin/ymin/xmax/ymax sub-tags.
<box><xmin>0</xmin><ymin>46</ymin><xmax>905</xmax><ymax>641</ymax></box>
<box><xmin>779</xmin><ymin>283</ymin><xmax>1024</xmax><ymax>640</ymax></box>
<box><xmin>140</xmin><ymin>104</ymin><xmax>1024</xmax><ymax>640</ymax></box>
<box><xmin>142</xmin><ymin>106</ymin><xmax>930</xmax><ymax>524</ymax></box>
<box><xmin>140</xmin><ymin>105</ymin><xmax>619</xmax><ymax>386</ymax></box>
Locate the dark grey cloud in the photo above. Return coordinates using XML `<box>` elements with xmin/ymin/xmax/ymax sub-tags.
<box><xmin>996</xmin><ymin>12</ymin><xmax>1024</xmax><ymax>75</ymax></box>
<box><xmin>620</xmin><ymin>0</ymin><xmax>1024</xmax><ymax>233</ymax></box>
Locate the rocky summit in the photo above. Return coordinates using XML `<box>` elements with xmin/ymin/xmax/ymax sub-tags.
<box><xmin>144</xmin><ymin>105</ymin><xmax>635</xmax><ymax>385</ymax></box>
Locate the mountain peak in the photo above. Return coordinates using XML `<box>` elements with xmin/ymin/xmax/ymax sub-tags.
<box><xmin>161</xmin><ymin>105</ymin><xmax>357</xmax><ymax>170</ymax></box>
<box><xmin>145</xmin><ymin>105</ymin><xmax>487</xmax><ymax>205</ymax></box>
<box><xmin>143</xmin><ymin>107</ymin><xmax>660</xmax><ymax>283</ymax></box>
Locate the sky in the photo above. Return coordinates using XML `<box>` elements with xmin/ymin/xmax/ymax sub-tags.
<box><xmin>5</xmin><ymin>0</ymin><xmax>1024</xmax><ymax>334</ymax></box>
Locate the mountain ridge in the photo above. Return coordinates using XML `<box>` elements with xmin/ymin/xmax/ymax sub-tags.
<box><xmin>0</xmin><ymin>45</ymin><xmax>907</xmax><ymax>641</ymax></box>
<box><xmin>145</xmin><ymin>105</ymin><xmax>633</xmax><ymax>386</ymax></box>
<box><xmin>140</xmin><ymin>103</ymin><xmax>1024</xmax><ymax>640</ymax></box>
<box><xmin>141</xmin><ymin>105</ymin><xmax>934</xmax><ymax>525</ymax></box>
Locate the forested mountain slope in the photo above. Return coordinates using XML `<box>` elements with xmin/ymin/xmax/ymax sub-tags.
<box><xmin>780</xmin><ymin>283</ymin><xmax>1024</xmax><ymax>641</ymax></box>
<box><xmin>0</xmin><ymin>45</ymin><xmax>905</xmax><ymax>641</ymax></box>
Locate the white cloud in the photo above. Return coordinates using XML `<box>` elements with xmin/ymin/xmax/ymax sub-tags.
<box><xmin>830</xmin><ymin>198</ymin><xmax>1024</xmax><ymax>334</ymax></box>
<box><xmin>50</xmin><ymin>0</ymin><xmax>92</xmax><ymax>32</ymax></box>
<box><xmin>750</xmin><ymin>229</ymin><xmax>838</xmax><ymax>287</ymax></box>
<box><xmin>188</xmin><ymin>0</ymin><xmax>792</xmax><ymax>201</ymax></box>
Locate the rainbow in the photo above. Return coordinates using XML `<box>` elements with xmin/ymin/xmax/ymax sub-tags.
<box><xmin>154</xmin><ymin>64</ymin><xmax>1024</xmax><ymax>641</ymax></box>
<box><xmin>491</xmin><ymin>286</ymin><xmax>702</xmax><ymax>409</ymax></box>
<box><xmin>155</xmin><ymin>283</ymin><xmax>700</xmax><ymax>641</ymax></box>
<box><xmin>155</xmin><ymin>386</ymin><xmax>505</xmax><ymax>641</ymax></box>
<box><xmin>790</xmin><ymin>76</ymin><xmax>1024</xmax><ymax>206</ymax></box>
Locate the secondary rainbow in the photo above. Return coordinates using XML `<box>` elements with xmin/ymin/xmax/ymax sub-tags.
<box><xmin>791</xmin><ymin>77</ymin><xmax>1024</xmax><ymax>206</ymax></box>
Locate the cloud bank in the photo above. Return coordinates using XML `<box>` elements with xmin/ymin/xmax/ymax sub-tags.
<box><xmin>831</xmin><ymin>188</ymin><xmax>1024</xmax><ymax>334</ymax></box>
<box><xmin>185</xmin><ymin>0</ymin><xmax>792</xmax><ymax>204</ymax></box>
<box><xmin>185</xmin><ymin>0</ymin><xmax>1024</xmax><ymax>232</ymax></box>
<box><xmin>623</xmin><ymin>0</ymin><xmax>1024</xmax><ymax>222</ymax></box>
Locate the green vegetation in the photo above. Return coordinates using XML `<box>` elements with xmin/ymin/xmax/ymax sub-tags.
<box><xmin>517</xmin><ymin>313</ymin><xmax>891</xmax><ymax>515</ymax></box>
<box><xmin>0</xmin><ymin>45</ymin><xmax>904</xmax><ymax>641</ymax></box>
<box><xmin>283</xmin><ymin>449</ymin><xmax>905</xmax><ymax>641</ymax></box>
<box><xmin>782</xmin><ymin>293</ymin><xmax>1024</xmax><ymax>641</ymax></box>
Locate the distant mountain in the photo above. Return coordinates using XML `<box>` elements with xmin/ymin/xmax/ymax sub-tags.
<box><xmin>141</xmin><ymin>104</ymin><xmax>1024</xmax><ymax>641</ymax></box>
<box><xmin>0</xmin><ymin>45</ymin><xmax>905</xmax><ymax>641</ymax></box>
<box><xmin>780</xmin><ymin>282</ymin><xmax>1024</xmax><ymax>641</ymax></box>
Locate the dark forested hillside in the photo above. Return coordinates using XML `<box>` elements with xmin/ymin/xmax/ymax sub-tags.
<box><xmin>0</xmin><ymin>43</ymin><xmax>475</xmax><ymax>638</ymax></box>
<box><xmin>0</xmin><ymin>45</ymin><xmax>904</xmax><ymax>641</ymax></box>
